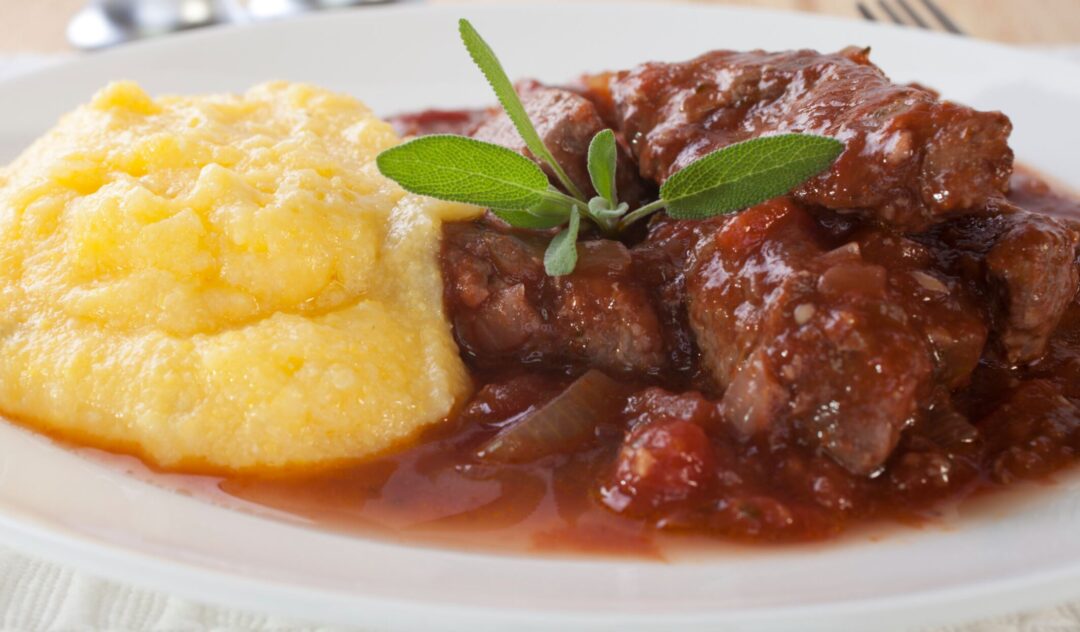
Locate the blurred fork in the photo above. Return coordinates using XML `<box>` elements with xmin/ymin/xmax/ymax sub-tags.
<box><xmin>856</xmin><ymin>0</ymin><xmax>965</xmax><ymax>36</ymax></box>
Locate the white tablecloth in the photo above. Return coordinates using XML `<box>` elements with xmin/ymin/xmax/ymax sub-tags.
<box><xmin>2</xmin><ymin>47</ymin><xmax>1080</xmax><ymax>632</ymax></box>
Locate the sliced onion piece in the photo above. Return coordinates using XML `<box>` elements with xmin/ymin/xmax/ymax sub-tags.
<box><xmin>477</xmin><ymin>370</ymin><xmax>627</xmax><ymax>463</ymax></box>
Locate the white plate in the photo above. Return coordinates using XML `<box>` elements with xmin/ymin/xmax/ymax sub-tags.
<box><xmin>1</xmin><ymin>3</ymin><xmax>1079</xmax><ymax>630</ymax></box>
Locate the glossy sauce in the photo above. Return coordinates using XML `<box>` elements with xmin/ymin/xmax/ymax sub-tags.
<box><xmin>214</xmin><ymin>173</ymin><xmax>1080</xmax><ymax>555</ymax></box>
<box><xmin>221</xmin><ymin>371</ymin><xmax>663</xmax><ymax>556</ymax></box>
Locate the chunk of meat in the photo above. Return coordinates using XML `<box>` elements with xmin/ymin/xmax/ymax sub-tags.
<box><xmin>441</xmin><ymin>221</ymin><xmax>667</xmax><ymax>376</ymax></box>
<box><xmin>587</xmin><ymin>47</ymin><xmax>1013</xmax><ymax>230</ymax></box>
<box><xmin>628</xmin><ymin>216</ymin><xmax>715</xmax><ymax>378</ymax></box>
<box><xmin>918</xmin><ymin>199</ymin><xmax>1079</xmax><ymax>364</ymax></box>
<box><xmin>849</xmin><ymin>226</ymin><xmax>989</xmax><ymax>388</ymax></box>
<box><xmin>685</xmin><ymin>199</ymin><xmax>988</xmax><ymax>475</ymax></box>
<box><xmin>471</xmin><ymin>80</ymin><xmax>653</xmax><ymax>207</ymax></box>
<box><xmin>979</xmin><ymin>380</ymin><xmax>1080</xmax><ymax>484</ymax></box>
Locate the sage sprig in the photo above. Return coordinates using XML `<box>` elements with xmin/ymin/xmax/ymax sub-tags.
<box><xmin>376</xmin><ymin>18</ymin><xmax>845</xmax><ymax>276</ymax></box>
<box><xmin>458</xmin><ymin>18</ymin><xmax>586</xmax><ymax>202</ymax></box>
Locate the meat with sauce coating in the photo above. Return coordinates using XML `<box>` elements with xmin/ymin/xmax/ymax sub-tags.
<box><xmin>585</xmin><ymin>47</ymin><xmax>1013</xmax><ymax>230</ymax></box>
<box><xmin>442</xmin><ymin>220</ymin><xmax>668</xmax><ymax>376</ymax></box>
<box><xmin>917</xmin><ymin>200</ymin><xmax>1080</xmax><ymax>364</ymax></box>
<box><xmin>683</xmin><ymin>199</ymin><xmax>988</xmax><ymax>475</ymax></box>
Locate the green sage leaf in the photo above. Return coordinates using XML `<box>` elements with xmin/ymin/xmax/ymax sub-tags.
<box><xmin>660</xmin><ymin>134</ymin><xmax>844</xmax><ymax>220</ymax></box>
<box><xmin>587</xmin><ymin>129</ymin><xmax>618</xmax><ymax>207</ymax></box>
<box><xmin>377</xmin><ymin>134</ymin><xmax>550</xmax><ymax>210</ymax></box>
<box><xmin>543</xmin><ymin>206</ymin><xmax>581</xmax><ymax>276</ymax></box>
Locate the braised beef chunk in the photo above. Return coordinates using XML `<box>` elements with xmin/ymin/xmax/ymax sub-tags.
<box><xmin>979</xmin><ymin>380</ymin><xmax>1080</xmax><ymax>484</ymax></box>
<box><xmin>918</xmin><ymin>200</ymin><xmax>1079</xmax><ymax>364</ymax></box>
<box><xmin>587</xmin><ymin>47</ymin><xmax>1013</xmax><ymax>230</ymax></box>
<box><xmin>684</xmin><ymin>199</ymin><xmax>987</xmax><ymax>475</ymax></box>
<box><xmin>471</xmin><ymin>81</ymin><xmax>653</xmax><ymax>207</ymax></box>
<box><xmin>627</xmin><ymin>217</ymin><xmax>715</xmax><ymax>378</ymax></box>
<box><xmin>442</xmin><ymin>220</ymin><xmax>667</xmax><ymax>376</ymax></box>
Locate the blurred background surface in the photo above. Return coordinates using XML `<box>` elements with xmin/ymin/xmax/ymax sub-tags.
<box><xmin>0</xmin><ymin>0</ymin><xmax>1077</xmax><ymax>53</ymax></box>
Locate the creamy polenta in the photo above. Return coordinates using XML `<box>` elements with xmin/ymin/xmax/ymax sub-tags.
<box><xmin>0</xmin><ymin>81</ymin><xmax>481</xmax><ymax>471</ymax></box>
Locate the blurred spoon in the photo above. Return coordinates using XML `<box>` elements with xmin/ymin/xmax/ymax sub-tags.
<box><xmin>67</xmin><ymin>0</ymin><xmax>246</xmax><ymax>50</ymax></box>
<box><xmin>247</xmin><ymin>0</ymin><xmax>400</xmax><ymax>20</ymax></box>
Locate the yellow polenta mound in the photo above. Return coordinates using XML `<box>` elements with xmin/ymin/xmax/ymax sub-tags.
<box><xmin>0</xmin><ymin>81</ymin><xmax>481</xmax><ymax>472</ymax></box>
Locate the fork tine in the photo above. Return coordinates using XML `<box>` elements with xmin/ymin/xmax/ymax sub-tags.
<box><xmin>896</xmin><ymin>0</ymin><xmax>930</xmax><ymax>28</ymax></box>
<box><xmin>876</xmin><ymin>0</ymin><xmax>905</xmax><ymax>25</ymax></box>
<box><xmin>920</xmin><ymin>0</ymin><xmax>965</xmax><ymax>35</ymax></box>
<box><xmin>856</xmin><ymin>1</ymin><xmax>877</xmax><ymax>21</ymax></box>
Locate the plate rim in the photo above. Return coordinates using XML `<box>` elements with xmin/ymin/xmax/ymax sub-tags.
<box><xmin>1</xmin><ymin>3</ymin><xmax>1080</xmax><ymax>629</ymax></box>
